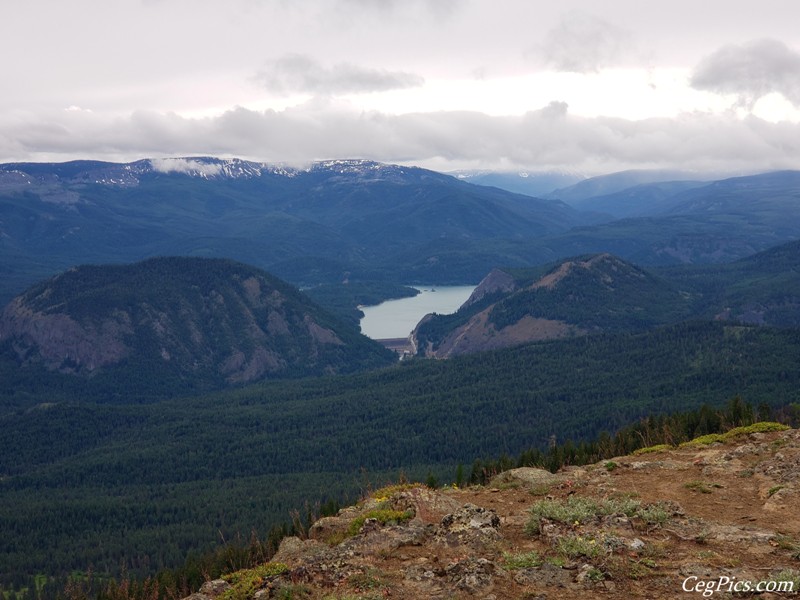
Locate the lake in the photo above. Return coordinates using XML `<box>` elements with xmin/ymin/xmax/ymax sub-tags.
<box><xmin>359</xmin><ymin>285</ymin><xmax>476</xmax><ymax>339</ymax></box>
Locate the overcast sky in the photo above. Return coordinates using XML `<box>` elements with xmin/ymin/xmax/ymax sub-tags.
<box><xmin>2</xmin><ymin>0</ymin><xmax>800</xmax><ymax>173</ymax></box>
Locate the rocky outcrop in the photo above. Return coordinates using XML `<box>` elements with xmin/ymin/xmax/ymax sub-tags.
<box><xmin>184</xmin><ymin>428</ymin><xmax>800</xmax><ymax>600</ymax></box>
<box><xmin>460</xmin><ymin>267</ymin><xmax>517</xmax><ymax>309</ymax></box>
<box><xmin>421</xmin><ymin>308</ymin><xmax>578</xmax><ymax>358</ymax></box>
<box><xmin>0</xmin><ymin>296</ymin><xmax>132</xmax><ymax>372</ymax></box>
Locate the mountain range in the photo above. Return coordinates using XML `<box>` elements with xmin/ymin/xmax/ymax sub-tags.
<box><xmin>4</xmin><ymin>158</ymin><xmax>800</xmax><ymax>309</ymax></box>
<box><xmin>0</xmin><ymin>157</ymin><xmax>590</xmax><ymax>305</ymax></box>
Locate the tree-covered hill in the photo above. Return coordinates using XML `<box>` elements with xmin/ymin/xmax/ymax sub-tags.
<box><xmin>0</xmin><ymin>257</ymin><xmax>394</xmax><ymax>391</ymax></box>
<box><xmin>413</xmin><ymin>240</ymin><xmax>800</xmax><ymax>356</ymax></box>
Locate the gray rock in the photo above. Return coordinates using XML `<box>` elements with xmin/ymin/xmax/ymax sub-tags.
<box><xmin>435</xmin><ymin>504</ymin><xmax>503</xmax><ymax>548</ymax></box>
<box><xmin>446</xmin><ymin>557</ymin><xmax>496</xmax><ymax>593</ymax></box>
<box><xmin>490</xmin><ymin>467</ymin><xmax>563</xmax><ymax>488</ymax></box>
<box><xmin>198</xmin><ymin>580</ymin><xmax>230</xmax><ymax>597</ymax></box>
<box><xmin>629</xmin><ymin>538</ymin><xmax>646</xmax><ymax>551</ymax></box>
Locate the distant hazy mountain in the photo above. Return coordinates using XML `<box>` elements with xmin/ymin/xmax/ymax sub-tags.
<box><xmin>547</xmin><ymin>169</ymin><xmax>723</xmax><ymax>204</ymax></box>
<box><xmin>0</xmin><ymin>257</ymin><xmax>393</xmax><ymax>388</ymax></box>
<box><xmin>413</xmin><ymin>238</ymin><xmax>800</xmax><ymax>356</ymax></box>
<box><xmin>0</xmin><ymin>157</ymin><xmax>591</xmax><ymax>304</ymax></box>
<box><xmin>449</xmin><ymin>170</ymin><xmax>585</xmax><ymax>197</ymax></box>
<box><xmin>660</xmin><ymin>238</ymin><xmax>800</xmax><ymax>328</ymax></box>
<box><xmin>664</xmin><ymin>170</ymin><xmax>800</xmax><ymax>217</ymax></box>
<box><xmin>567</xmin><ymin>180</ymin><xmax>707</xmax><ymax>217</ymax></box>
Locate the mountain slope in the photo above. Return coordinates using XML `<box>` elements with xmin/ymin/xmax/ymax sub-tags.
<box><xmin>413</xmin><ymin>253</ymin><xmax>692</xmax><ymax>357</ymax></box>
<box><xmin>449</xmin><ymin>169</ymin><xmax>585</xmax><ymax>197</ymax></box>
<box><xmin>665</xmin><ymin>170</ymin><xmax>800</xmax><ymax>218</ymax></box>
<box><xmin>413</xmin><ymin>238</ymin><xmax>800</xmax><ymax>357</ymax></box>
<box><xmin>0</xmin><ymin>257</ymin><xmax>393</xmax><ymax>387</ymax></box>
<box><xmin>658</xmin><ymin>239</ymin><xmax>800</xmax><ymax>327</ymax></box>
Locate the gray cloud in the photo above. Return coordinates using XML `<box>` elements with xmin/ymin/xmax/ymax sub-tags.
<box><xmin>336</xmin><ymin>0</ymin><xmax>460</xmax><ymax>18</ymax></box>
<box><xmin>255</xmin><ymin>54</ymin><xmax>425</xmax><ymax>95</ymax></box>
<box><xmin>691</xmin><ymin>39</ymin><xmax>800</xmax><ymax>108</ymax></box>
<box><xmin>3</xmin><ymin>102</ymin><xmax>800</xmax><ymax>174</ymax></box>
<box><xmin>533</xmin><ymin>14</ymin><xmax>633</xmax><ymax>73</ymax></box>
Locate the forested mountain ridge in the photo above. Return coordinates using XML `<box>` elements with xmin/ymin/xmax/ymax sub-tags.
<box><xmin>0</xmin><ymin>256</ymin><xmax>393</xmax><ymax>388</ymax></box>
<box><xmin>5</xmin><ymin>159</ymin><xmax>800</xmax><ymax>309</ymax></box>
<box><xmin>0</xmin><ymin>157</ymin><xmax>590</xmax><ymax>304</ymax></box>
<box><xmin>414</xmin><ymin>240</ymin><xmax>800</xmax><ymax>357</ymax></box>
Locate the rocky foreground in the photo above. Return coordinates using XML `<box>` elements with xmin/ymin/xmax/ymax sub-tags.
<box><xmin>188</xmin><ymin>427</ymin><xmax>800</xmax><ymax>599</ymax></box>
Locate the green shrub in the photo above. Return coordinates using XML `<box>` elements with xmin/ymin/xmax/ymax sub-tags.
<box><xmin>680</xmin><ymin>422</ymin><xmax>789</xmax><ymax>447</ymax></box>
<box><xmin>636</xmin><ymin>503</ymin><xmax>671</xmax><ymax>526</ymax></box>
<box><xmin>556</xmin><ymin>535</ymin><xmax>602</xmax><ymax>559</ymax></box>
<box><xmin>768</xmin><ymin>485</ymin><xmax>785</xmax><ymax>497</ymax></box>
<box><xmin>221</xmin><ymin>563</ymin><xmax>289</xmax><ymax>600</ymax></box>
<box><xmin>526</xmin><ymin>497</ymin><xmax>603</xmax><ymax>534</ymax></box>
<box><xmin>369</xmin><ymin>483</ymin><xmax>423</xmax><ymax>503</ymax></box>
<box><xmin>633</xmin><ymin>444</ymin><xmax>672</xmax><ymax>455</ymax></box>
<box><xmin>347</xmin><ymin>509</ymin><xmax>413</xmax><ymax>536</ymax></box>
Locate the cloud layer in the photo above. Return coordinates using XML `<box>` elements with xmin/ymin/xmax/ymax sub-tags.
<box><xmin>691</xmin><ymin>39</ymin><xmax>800</xmax><ymax>108</ymax></box>
<box><xmin>3</xmin><ymin>101</ymin><xmax>799</xmax><ymax>173</ymax></box>
<box><xmin>3</xmin><ymin>2</ymin><xmax>799</xmax><ymax>173</ymax></box>
<box><xmin>255</xmin><ymin>54</ymin><xmax>425</xmax><ymax>95</ymax></box>
<box><xmin>150</xmin><ymin>157</ymin><xmax>223</xmax><ymax>176</ymax></box>
<box><xmin>534</xmin><ymin>14</ymin><xmax>634</xmax><ymax>73</ymax></box>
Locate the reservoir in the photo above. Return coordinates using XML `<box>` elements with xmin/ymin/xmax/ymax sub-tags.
<box><xmin>360</xmin><ymin>285</ymin><xmax>476</xmax><ymax>340</ymax></box>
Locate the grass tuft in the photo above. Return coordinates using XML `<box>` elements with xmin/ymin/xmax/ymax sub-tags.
<box><xmin>502</xmin><ymin>551</ymin><xmax>543</xmax><ymax>570</ymax></box>
<box><xmin>347</xmin><ymin>509</ymin><xmax>413</xmax><ymax>537</ymax></box>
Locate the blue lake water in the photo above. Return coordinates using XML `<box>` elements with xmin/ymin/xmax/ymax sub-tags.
<box><xmin>359</xmin><ymin>285</ymin><xmax>476</xmax><ymax>339</ymax></box>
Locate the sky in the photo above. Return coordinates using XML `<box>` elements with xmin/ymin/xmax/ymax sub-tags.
<box><xmin>2</xmin><ymin>0</ymin><xmax>800</xmax><ymax>174</ymax></box>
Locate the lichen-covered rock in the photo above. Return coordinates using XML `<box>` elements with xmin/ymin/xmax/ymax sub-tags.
<box><xmin>512</xmin><ymin>562</ymin><xmax>575</xmax><ymax>589</ymax></box>
<box><xmin>435</xmin><ymin>503</ymin><xmax>502</xmax><ymax>548</ymax></box>
<box><xmin>342</xmin><ymin>522</ymin><xmax>430</xmax><ymax>555</ymax></box>
<box><xmin>445</xmin><ymin>557</ymin><xmax>498</xmax><ymax>593</ymax></box>
<box><xmin>198</xmin><ymin>580</ymin><xmax>231</xmax><ymax>597</ymax></box>
<box><xmin>270</xmin><ymin>536</ymin><xmax>329</xmax><ymax>567</ymax></box>
<box><xmin>385</xmin><ymin>485</ymin><xmax>463</xmax><ymax>524</ymax></box>
<box><xmin>490</xmin><ymin>467</ymin><xmax>564</xmax><ymax>489</ymax></box>
<box><xmin>182</xmin><ymin>579</ymin><xmax>231</xmax><ymax>600</ymax></box>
